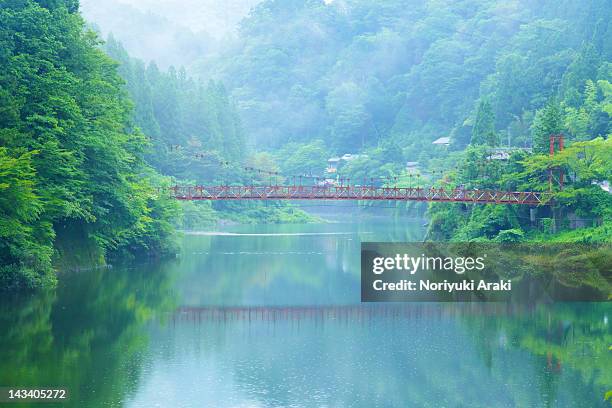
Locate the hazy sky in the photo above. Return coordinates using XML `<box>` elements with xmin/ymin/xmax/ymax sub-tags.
<box><xmin>82</xmin><ymin>0</ymin><xmax>261</xmax><ymax>37</ymax></box>
<box><xmin>80</xmin><ymin>0</ymin><xmax>261</xmax><ymax>68</ymax></box>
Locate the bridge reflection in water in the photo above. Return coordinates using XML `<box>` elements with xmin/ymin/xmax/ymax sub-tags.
<box><xmin>170</xmin><ymin>303</ymin><xmax>534</xmax><ymax>324</ymax></box>
<box><xmin>168</xmin><ymin>304</ymin><xmax>566</xmax><ymax>374</ymax></box>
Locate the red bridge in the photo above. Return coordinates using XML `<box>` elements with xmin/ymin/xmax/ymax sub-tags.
<box><xmin>167</xmin><ymin>185</ymin><xmax>550</xmax><ymax>205</ymax></box>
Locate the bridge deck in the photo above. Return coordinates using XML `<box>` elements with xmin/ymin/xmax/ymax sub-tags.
<box><xmin>168</xmin><ymin>185</ymin><xmax>550</xmax><ymax>205</ymax></box>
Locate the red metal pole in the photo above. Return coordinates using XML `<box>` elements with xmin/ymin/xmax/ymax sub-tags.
<box><xmin>549</xmin><ymin>135</ymin><xmax>555</xmax><ymax>156</ymax></box>
<box><xmin>559</xmin><ymin>135</ymin><xmax>564</xmax><ymax>189</ymax></box>
<box><xmin>549</xmin><ymin>135</ymin><xmax>554</xmax><ymax>191</ymax></box>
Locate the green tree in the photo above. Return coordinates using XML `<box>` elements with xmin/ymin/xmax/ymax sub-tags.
<box><xmin>471</xmin><ymin>100</ymin><xmax>498</xmax><ymax>146</ymax></box>
<box><xmin>0</xmin><ymin>148</ymin><xmax>54</xmax><ymax>289</ymax></box>
<box><xmin>279</xmin><ymin>140</ymin><xmax>329</xmax><ymax>177</ymax></box>
<box><xmin>532</xmin><ymin>99</ymin><xmax>565</xmax><ymax>153</ymax></box>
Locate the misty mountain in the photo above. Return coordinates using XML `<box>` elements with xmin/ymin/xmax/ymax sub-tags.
<box><xmin>193</xmin><ymin>0</ymin><xmax>610</xmax><ymax>152</ymax></box>
<box><xmin>80</xmin><ymin>0</ymin><xmax>261</xmax><ymax>69</ymax></box>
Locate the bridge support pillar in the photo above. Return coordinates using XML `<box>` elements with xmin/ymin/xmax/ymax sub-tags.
<box><xmin>529</xmin><ymin>207</ymin><xmax>537</xmax><ymax>225</ymax></box>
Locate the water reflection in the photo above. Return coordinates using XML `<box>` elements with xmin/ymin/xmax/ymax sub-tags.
<box><xmin>131</xmin><ymin>303</ymin><xmax>609</xmax><ymax>408</ymax></box>
<box><xmin>0</xmin><ymin>220</ymin><xmax>610</xmax><ymax>407</ymax></box>
<box><xmin>0</xmin><ymin>263</ymin><xmax>177</xmax><ymax>408</ymax></box>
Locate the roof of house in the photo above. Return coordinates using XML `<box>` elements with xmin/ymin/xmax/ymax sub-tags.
<box><xmin>490</xmin><ymin>147</ymin><xmax>533</xmax><ymax>153</ymax></box>
<box><xmin>593</xmin><ymin>180</ymin><xmax>610</xmax><ymax>193</ymax></box>
<box><xmin>432</xmin><ymin>137</ymin><xmax>451</xmax><ymax>145</ymax></box>
<box><xmin>341</xmin><ymin>153</ymin><xmax>368</xmax><ymax>161</ymax></box>
<box><xmin>487</xmin><ymin>152</ymin><xmax>511</xmax><ymax>160</ymax></box>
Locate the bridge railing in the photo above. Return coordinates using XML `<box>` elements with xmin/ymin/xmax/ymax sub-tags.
<box><xmin>165</xmin><ymin>185</ymin><xmax>551</xmax><ymax>205</ymax></box>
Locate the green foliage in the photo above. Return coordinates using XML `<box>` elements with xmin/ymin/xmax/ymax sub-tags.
<box><xmin>428</xmin><ymin>136</ymin><xmax>611</xmax><ymax>242</ymax></box>
<box><xmin>0</xmin><ymin>1</ymin><xmax>178</xmax><ymax>289</ymax></box>
<box><xmin>0</xmin><ymin>262</ymin><xmax>177</xmax><ymax>406</ymax></box>
<box><xmin>427</xmin><ymin>204</ymin><xmax>463</xmax><ymax>241</ymax></box>
<box><xmin>463</xmin><ymin>302</ymin><xmax>612</xmax><ymax>403</ymax></box>
<box><xmin>494</xmin><ymin>228</ymin><xmax>525</xmax><ymax>242</ymax></box>
<box><xmin>177</xmin><ymin>201</ymin><xmax>217</xmax><ymax>230</ymax></box>
<box><xmin>103</xmin><ymin>37</ymin><xmax>310</xmax><ymax>225</ymax></box>
<box><xmin>471</xmin><ymin>100</ymin><xmax>498</xmax><ymax>147</ymax></box>
<box><xmin>564</xmin><ymin>79</ymin><xmax>612</xmax><ymax>140</ymax></box>
<box><xmin>427</xmin><ymin>72</ymin><xmax>610</xmax><ymax>242</ymax></box>
<box><xmin>277</xmin><ymin>140</ymin><xmax>329</xmax><ymax>176</ymax></box>
<box><xmin>105</xmin><ymin>38</ymin><xmax>246</xmax><ymax>183</ymax></box>
<box><xmin>0</xmin><ymin>148</ymin><xmax>55</xmax><ymax>289</ymax></box>
<box><xmin>220</xmin><ymin>205</ymin><xmax>319</xmax><ymax>225</ymax></box>
<box><xmin>422</xmin><ymin>8</ymin><xmax>610</xmax><ymax>244</ymax></box>
<box><xmin>339</xmin><ymin>142</ymin><xmax>404</xmax><ymax>184</ymax></box>
<box><xmin>531</xmin><ymin>99</ymin><xmax>565</xmax><ymax>153</ymax></box>
<box><xmin>453</xmin><ymin>205</ymin><xmax>521</xmax><ymax>241</ymax></box>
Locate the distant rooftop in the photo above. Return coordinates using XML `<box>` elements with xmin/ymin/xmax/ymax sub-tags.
<box><xmin>341</xmin><ymin>153</ymin><xmax>368</xmax><ymax>161</ymax></box>
<box><xmin>487</xmin><ymin>147</ymin><xmax>533</xmax><ymax>160</ymax></box>
<box><xmin>432</xmin><ymin>137</ymin><xmax>451</xmax><ymax>145</ymax></box>
<box><xmin>593</xmin><ymin>180</ymin><xmax>610</xmax><ymax>193</ymax></box>
<box><xmin>487</xmin><ymin>152</ymin><xmax>511</xmax><ymax>160</ymax></box>
<box><xmin>491</xmin><ymin>147</ymin><xmax>533</xmax><ymax>152</ymax></box>
<box><xmin>492</xmin><ymin>146</ymin><xmax>532</xmax><ymax>152</ymax></box>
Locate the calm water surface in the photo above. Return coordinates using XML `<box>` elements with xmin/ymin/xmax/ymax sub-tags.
<box><xmin>0</xmin><ymin>217</ymin><xmax>610</xmax><ymax>407</ymax></box>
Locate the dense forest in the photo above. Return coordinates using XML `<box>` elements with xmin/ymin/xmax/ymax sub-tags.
<box><xmin>199</xmin><ymin>0</ymin><xmax>609</xmax><ymax>150</ymax></box>
<box><xmin>1</xmin><ymin>0</ymin><xmax>610</xmax><ymax>290</ymax></box>
<box><xmin>0</xmin><ymin>0</ymin><xmax>178</xmax><ymax>289</ymax></box>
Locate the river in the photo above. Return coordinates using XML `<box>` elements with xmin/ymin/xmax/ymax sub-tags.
<box><xmin>0</xmin><ymin>217</ymin><xmax>609</xmax><ymax>407</ymax></box>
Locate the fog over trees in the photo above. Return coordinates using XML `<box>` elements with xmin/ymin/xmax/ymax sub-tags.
<box><xmin>80</xmin><ymin>0</ymin><xmax>261</xmax><ymax>68</ymax></box>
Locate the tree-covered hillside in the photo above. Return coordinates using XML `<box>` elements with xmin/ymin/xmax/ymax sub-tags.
<box><xmin>0</xmin><ymin>0</ymin><xmax>178</xmax><ymax>289</ymax></box>
<box><xmin>104</xmin><ymin>36</ymin><xmax>246</xmax><ymax>180</ymax></box>
<box><xmin>201</xmin><ymin>0</ymin><xmax>610</xmax><ymax>156</ymax></box>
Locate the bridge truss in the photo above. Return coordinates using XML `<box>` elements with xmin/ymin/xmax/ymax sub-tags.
<box><xmin>167</xmin><ymin>185</ymin><xmax>550</xmax><ymax>205</ymax></box>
